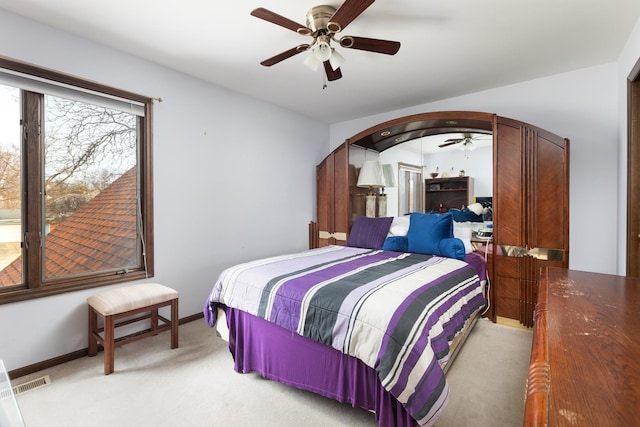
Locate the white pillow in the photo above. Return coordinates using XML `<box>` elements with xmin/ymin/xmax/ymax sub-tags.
<box><xmin>453</xmin><ymin>222</ymin><xmax>473</xmax><ymax>254</ymax></box>
<box><xmin>388</xmin><ymin>216</ymin><xmax>410</xmax><ymax>236</ymax></box>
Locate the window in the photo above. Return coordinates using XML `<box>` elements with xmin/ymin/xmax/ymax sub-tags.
<box><xmin>0</xmin><ymin>58</ymin><xmax>154</xmax><ymax>304</ymax></box>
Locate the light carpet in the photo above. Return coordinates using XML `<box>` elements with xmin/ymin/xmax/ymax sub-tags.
<box><xmin>14</xmin><ymin>317</ymin><xmax>532</xmax><ymax>427</ymax></box>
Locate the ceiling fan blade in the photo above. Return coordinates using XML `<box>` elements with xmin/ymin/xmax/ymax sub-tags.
<box><xmin>327</xmin><ymin>0</ymin><xmax>375</xmax><ymax>33</ymax></box>
<box><xmin>260</xmin><ymin>45</ymin><xmax>310</xmax><ymax>67</ymax></box>
<box><xmin>444</xmin><ymin>137</ymin><xmax>464</xmax><ymax>144</ymax></box>
<box><xmin>438</xmin><ymin>140</ymin><xmax>463</xmax><ymax>148</ymax></box>
<box><xmin>251</xmin><ymin>8</ymin><xmax>312</xmax><ymax>35</ymax></box>
<box><xmin>324</xmin><ymin>61</ymin><xmax>342</xmax><ymax>81</ymax></box>
<box><xmin>339</xmin><ymin>36</ymin><xmax>401</xmax><ymax>55</ymax></box>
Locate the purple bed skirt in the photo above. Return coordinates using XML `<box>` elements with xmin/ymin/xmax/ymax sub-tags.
<box><xmin>225</xmin><ymin>306</ymin><xmax>418</xmax><ymax>427</ymax></box>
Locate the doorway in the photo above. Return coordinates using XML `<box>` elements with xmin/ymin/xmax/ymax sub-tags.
<box><xmin>627</xmin><ymin>61</ymin><xmax>640</xmax><ymax>276</ymax></box>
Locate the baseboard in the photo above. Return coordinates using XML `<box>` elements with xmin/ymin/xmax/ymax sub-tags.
<box><xmin>496</xmin><ymin>316</ymin><xmax>531</xmax><ymax>330</ymax></box>
<box><xmin>180</xmin><ymin>312</ymin><xmax>204</xmax><ymax>324</ymax></box>
<box><xmin>8</xmin><ymin>312</ymin><xmax>204</xmax><ymax>380</ymax></box>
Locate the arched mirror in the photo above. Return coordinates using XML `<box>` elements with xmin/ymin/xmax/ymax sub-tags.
<box><xmin>378</xmin><ymin>132</ymin><xmax>493</xmax><ymax>217</ymax></box>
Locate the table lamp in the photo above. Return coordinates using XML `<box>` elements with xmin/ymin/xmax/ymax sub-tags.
<box><xmin>357</xmin><ymin>160</ymin><xmax>384</xmax><ymax>217</ymax></box>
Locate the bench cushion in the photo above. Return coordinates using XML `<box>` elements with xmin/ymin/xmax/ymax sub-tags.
<box><xmin>88</xmin><ymin>283</ymin><xmax>178</xmax><ymax>316</ymax></box>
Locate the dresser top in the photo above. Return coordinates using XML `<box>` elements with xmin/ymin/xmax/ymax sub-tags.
<box><xmin>527</xmin><ymin>267</ymin><xmax>640</xmax><ymax>426</ymax></box>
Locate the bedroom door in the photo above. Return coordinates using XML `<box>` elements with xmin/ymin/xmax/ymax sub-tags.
<box><xmin>493</xmin><ymin>117</ymin><xmax>569</xmax><ymax>327</ymax></box>
<box><xmin>627</xmin><ymin>71</ymin><xmax>640</xmax><ymax>276</ymax></box>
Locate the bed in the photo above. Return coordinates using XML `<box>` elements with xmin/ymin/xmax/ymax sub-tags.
<box><xmin>204</xmin><ymin>214</ymin><xmax>487</xmax><ymax>427</ymax></box>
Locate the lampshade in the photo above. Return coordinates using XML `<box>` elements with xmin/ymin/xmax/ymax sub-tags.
<box><xmin>314</xmin><ymin>38</ymin><xmax>332</xmax><ymax>62</ymax></box>
<box><xmin>467</xmin><ymin>203</ymin><xmax>484</xmax><ymax>216</ymax></box>
<box><xmin>305</xmin><ymin>45</ymin><xmax>345</xmax><ymax>72</ymax></box>
<box><xmin>328</xmin><ymin>49</ymin><xmax>345</xmax><ymax>71</ymax></box>
<box><xmin>357</xmin><ymin>160</ymin><xmax>384</xmax><ymax>189</ymax></box>
<box><xmin>381</xmin><ymin>164</ymin><xmax>396</xmax><ymax>188</ymax></box>
<box><xmin>304</xmin><ymin>53</ymin><xmax>321</xmax><ymax>72</ymax></box>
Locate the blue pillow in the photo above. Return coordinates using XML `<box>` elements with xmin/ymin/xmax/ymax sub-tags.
<box><xmin>450</xmin><ymin>208</ymin><xmax>484</xmax><ymax>223</ymax></box>
<box><xmin>346</xmin><ymin>216</ymin><xmax>393</xmax><ymax>249</ymax></box>
<box><xmin>438</xmin><ymin>237</ymin><xmax>466</xmax><ymax>260</ymax></box>
<box><xmin>406</xmin><ymin>212</ymin><xmax>454</xmax><ymax>255</ymax></box>
<box><xmin>382</xmin><ymin>236</ymin><xmax>408</xmax><ymax>252</ymax></box>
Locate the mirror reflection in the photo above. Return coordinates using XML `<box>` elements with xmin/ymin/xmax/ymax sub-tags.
<box><xmin>397</xmin><ymin>163</ymin><xmax>422</xmax><ymax>216</ymax></box>
<box><xmin>379</xmin><ymin>132</ymin><xmax>493</xmax><ymax>217</ymax></box>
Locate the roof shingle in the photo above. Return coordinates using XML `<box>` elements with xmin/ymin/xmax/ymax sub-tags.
<box><xmin>0</xmin><ymin>167</ymin><xmax>138</xmax><ymax>286</ymax></box>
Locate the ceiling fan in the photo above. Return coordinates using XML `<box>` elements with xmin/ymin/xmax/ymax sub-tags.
<box><xmin>251</xmin><ymin>0</ymin><xmax>401</xmax><ymax>81</ymax></box>
<box><xmin>438</xmin><ymin>133</ymin><xmax>491</xmax><ymax>150</ymax></box>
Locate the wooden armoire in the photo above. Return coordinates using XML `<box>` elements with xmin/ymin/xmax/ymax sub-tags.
<box><xmin>312</xmin><ymin>111</ymin><xmax>570</xmax><ymax>327</ymax></box>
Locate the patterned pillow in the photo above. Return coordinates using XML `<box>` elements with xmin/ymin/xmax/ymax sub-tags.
<box><xmin>346</xmin><ymin>216</ymin><xmax>394</xmax><ymax>249</ymax></box>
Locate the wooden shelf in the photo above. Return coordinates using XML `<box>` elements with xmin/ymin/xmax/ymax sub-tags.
<box><xmin>425</xmin><ymin>176</ymin><xmax>473</xmax><ymax>212</ymax></box>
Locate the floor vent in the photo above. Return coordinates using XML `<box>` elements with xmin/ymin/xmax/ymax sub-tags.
<box><xmin>9</xmin><ymin>375</ymin><xmax>51</xmax><ymax>396</ymax></box>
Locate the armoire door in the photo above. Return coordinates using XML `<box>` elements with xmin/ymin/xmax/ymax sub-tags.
<box><xmin>494</xmin><ymin>117</ymin><xmax>569</xmax><ymax>326</ymax></box>
<box><xmin>316</xmin><ymin>142</ymin><xmax>349</xmax><ymax>247</ymax></box>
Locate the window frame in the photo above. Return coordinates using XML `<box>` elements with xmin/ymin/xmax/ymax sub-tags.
<box><xmin>0</xmin><ymin>57</ymin><xmax>154</xmax><ymax>305</ymax></box>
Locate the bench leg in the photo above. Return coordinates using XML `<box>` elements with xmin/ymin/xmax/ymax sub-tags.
<box><xmin>104</xmin><ymin>315</ymin><xmax>115</xmax><ymax>375</ymax></box>
<box><xmin>88</xmin><ymin>306</ymin><xmax>98</xmax><ymax>357</ymax></box>
<box><xmin>170</xmin><ymin>298</ymin><xmax>179</xmax><ymax>349</ymax></box>
<box><xmin>151</xmin><ymin>308</ymin><xmax>159</xmax><ymax>335</ymax></box>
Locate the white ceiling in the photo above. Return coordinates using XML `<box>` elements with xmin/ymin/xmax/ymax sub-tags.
<box><xmin>2</xmin><ymin>0</ymin><xmax>639</xmax><ymax>124</ymax></box>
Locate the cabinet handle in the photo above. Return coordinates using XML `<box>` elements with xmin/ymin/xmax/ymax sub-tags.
<box><xmin>498</xmin><ymin>245</ymin><xmax>564</xmax><ymax>261</ymax></box>
<box><xmin>319</xmin><ymin>231</ymin><xmax>347</xmax><ymax>241</ymax></box>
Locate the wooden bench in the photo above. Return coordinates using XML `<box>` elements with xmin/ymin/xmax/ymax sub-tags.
<box><xmin>87</xmin><ymin>283</ymin><xmax>179</xmax><ymax>375</ymax></box>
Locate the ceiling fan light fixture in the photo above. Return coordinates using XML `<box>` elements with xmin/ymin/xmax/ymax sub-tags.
<box><xmin>313</xmin><ymin>36</ymin><xmax>332</xmax><ymax>62</ymax></box>
<box><xmin>328</xmin><ymin>49</ymin><xmax>345</xmax><ymax>71</ymax></box>
<box><xmin>460</xmin><ymin>140</ymin><xmax>477</xmax><ymax>151</ymax></box>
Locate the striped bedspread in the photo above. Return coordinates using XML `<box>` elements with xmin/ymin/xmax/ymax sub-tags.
<box><xmin>204</xmin><ymin>245</ymin><xmax>485</xmax><ymax>426</ymax></box>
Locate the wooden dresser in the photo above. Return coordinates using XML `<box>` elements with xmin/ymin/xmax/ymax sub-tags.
<box><xmin>524</xmin><ymin>267</ymin><xmax>640</xmax><ymax>426</ymax></box>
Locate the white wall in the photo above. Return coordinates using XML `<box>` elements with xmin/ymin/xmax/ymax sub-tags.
<box><xmin>330</xmin><ymin>63</ymin><xmax>620</xmax><ymax>275</ymax></box>
<box><xmin>0</xmin><ymin>10</ymin><xmax>329</xmax><ymax>372</ymax></box>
